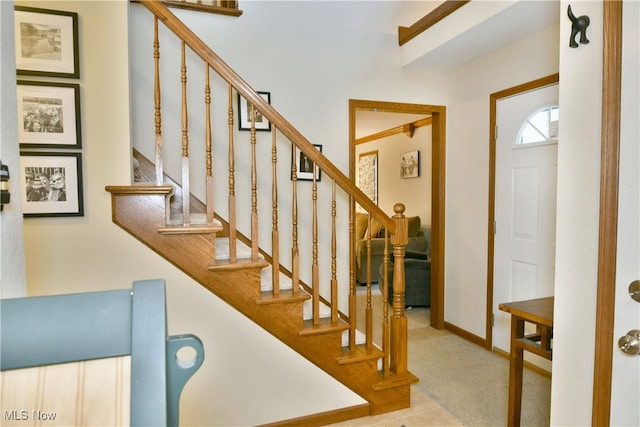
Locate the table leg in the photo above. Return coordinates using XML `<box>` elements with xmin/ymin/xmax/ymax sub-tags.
<box><xmin>507</xmin><ymin>316</ymin><xmax>525</xmax><ymax>426</ymax></box>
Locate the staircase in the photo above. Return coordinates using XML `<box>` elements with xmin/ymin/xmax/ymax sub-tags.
<box><xmin>107</xmin><ymin>0</ymin><xmax>416</xmax><ymax>421</ymax></box>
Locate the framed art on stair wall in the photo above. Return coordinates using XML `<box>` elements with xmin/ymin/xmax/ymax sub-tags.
<box><xmin>20</xmin><ymin>152</ymin><xmax>84</xmax><ymax>217</ymax></box>
<box><xmin>237</xmin><ymin>91</ymin><xmax>271</xmax><ymax>131</ymax></box>
<box><xmin>292</xmin><ymin>144</ymin><xmax>322</xmax><ymax>181</ymax></box>
<box><xmin>14</xmin><ymin>6</ymin><xmax>80</xmax><ymax>79</ymax></box>
<box><xmin>17</xmin><ymin>80</ymin><xmax>82</xmax><ymax>149</ymax></box>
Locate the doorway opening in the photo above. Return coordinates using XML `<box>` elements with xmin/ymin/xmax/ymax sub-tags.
<box><xmin>349</xmin><ymin>99</ymin><xmax>446</xmax><ymax>329</ymax></box>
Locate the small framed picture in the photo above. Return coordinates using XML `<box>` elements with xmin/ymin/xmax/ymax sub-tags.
<box><xmin>292</xmin><ymin>144</ymin><xmax>322</xmax><ymax>181</ymax></box>
<box><xmin>14</xmin><ymin>6</ymin><xmax>80</xmax><ymax>79</ymax></box>
<box><xmin>358</xmin><ymin>150</ymin><xmax>378</xmax><ymax>205</ymax></box>
<box><xmin>238</xmin><ymin>91</ymin><xmax>271</xmax><ymax>131</ymax></box>
<box><xmin>20</xmin><ymin>152</ymin><xmax>84</xmax><ymax>217</ymax></box>
<box><xmin>401</xmin><ymin>150</ymin><xmax>420</xmax><ymax>179</ymax></box>
<box><xmin>17</xmin><ymin>80</ymin><xmax>81</xmax><ymax>149</ymax></box>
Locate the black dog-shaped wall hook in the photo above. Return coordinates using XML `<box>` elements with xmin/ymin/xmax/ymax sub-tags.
<box><xmin>568</xmin><ymin>5</ymin><xmax>590</xmax><ymax>48</ymax></box>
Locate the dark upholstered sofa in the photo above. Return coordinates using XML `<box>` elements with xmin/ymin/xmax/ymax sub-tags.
<box><xmin>355</xmin><ymin>212</ymin><xmax>428</xmax><ymax>284</ymax></box>
<box><xmin>380</xmin><ymin>251</ymin><xmax>431</xmax><ymax>307</ymax></box>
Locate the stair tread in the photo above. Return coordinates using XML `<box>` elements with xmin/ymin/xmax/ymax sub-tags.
<box><xmin>372</xmin><ymin>371</ymin><xmax>419</xmax><ymax>391</ymax></box>
<box><xmin>167</xmin><ymin>213</ymin><xmax>222</xmax><ymax>227</ymax></box>
<box><xmin>337</xmin><ymin>343</ymin><xmax>385</xmax><ymax>365</ymax></box>
<box><xmin>255</xmin><ymin>288</ymin><xmax>311</xmax><ymax>305</ymax></box>
<box><xmin>299</xmin><ymin>317</ymin><xmax>350</xmax><ymax>336</ymax></box>
<box><xmin>158</xmin><ymin>224</ymin><xmax>223</xmax><ymax>234</ymax></box>
<box><xmin>209</xmin><ymin>258</ymin><xmax>269</xmax><ymax>271</ymax></box>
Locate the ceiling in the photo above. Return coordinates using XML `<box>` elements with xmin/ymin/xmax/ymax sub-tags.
<box><xmin>403</xmin><ymin>1</ymin><xmax>560</xmax><ymax>71</ymax></box>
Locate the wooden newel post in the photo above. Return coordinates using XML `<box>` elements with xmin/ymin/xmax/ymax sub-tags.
<box><xmin>390</xmin><ymin>203</ymin><xmax>408</xmax><ymax>375</ymax></box>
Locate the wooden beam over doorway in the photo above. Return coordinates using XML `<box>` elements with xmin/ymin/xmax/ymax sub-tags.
<box><xmin>355</xmin><ymin>117</ymin><xmax>432</xmax><ymax>145</ymax></box>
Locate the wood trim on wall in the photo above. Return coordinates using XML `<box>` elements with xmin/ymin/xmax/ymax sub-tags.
<box><xmin>486</xmin><ymin>73</ymin><xmax>560</xmax><ymax>351</ymax></box>
<box><xmin>349</xmin><ymin>99</ymin><xmax>446</xmax><ymax>329</ymax></box>
<box><xmin>355</xmin><ymin>117</ymin><xmax>432</xmax><ymax>146</ymax></box>
<box><xmin>398</xmin><ymin>0</ymin><xmax>470</xmax><ymax>46</ymax></box>
<box><xmin>592</xmin><ymin>1</ymin><xmax>623</xmax><ymax>425</ymax></box>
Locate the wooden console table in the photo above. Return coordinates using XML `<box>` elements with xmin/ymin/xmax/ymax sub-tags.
<box><xmin>499</xmin><ymin>296</ymin><xmax>554</xmax><ymax>427</ymax></box>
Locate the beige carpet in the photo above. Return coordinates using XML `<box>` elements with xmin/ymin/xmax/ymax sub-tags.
<box><xmin>356</xmin><ymin>284</ymin><xmax>551</xmax><ymax>426</ymax></box>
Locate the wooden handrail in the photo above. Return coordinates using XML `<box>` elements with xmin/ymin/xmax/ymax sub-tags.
<box><xmin>398</xmin><ymin>0</ymin><xmax>470</xmax><ymax>46</ymax></box>
<box><xmin>159</xmin><ymin>0</ymin><xmax>243</xmax><ymax>17</ymax></box>
<box><xmin>137</xmin><ymin>0</ymin><xmax>396</xmax><ymax>234</ymax></box>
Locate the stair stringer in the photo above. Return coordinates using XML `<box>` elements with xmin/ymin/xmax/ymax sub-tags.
<box><xmin>105</xmin><ymin>186</ymin><xmax>417</xmax><ymax>415</ymax></box>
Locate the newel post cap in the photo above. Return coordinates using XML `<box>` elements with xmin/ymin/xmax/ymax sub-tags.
<box><xmin>391</xmin><ymin>203</ymin><xmax>408</xmax><ymax>247</ymax></box>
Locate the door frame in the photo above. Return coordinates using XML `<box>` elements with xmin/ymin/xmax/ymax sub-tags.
<box><xmin>349</xmin><ymin>99</ymin><xmax>446</xmax><ymax>329</ymax></box>
<box><xmin>486</xmin><ymin>73</ymin><xmax>560</xmax><ymax>350</ymax></box>
<box><xmin>592</xmin><ymin>1</ymin><xmax>623</xmax><ymax>424</ymax></box>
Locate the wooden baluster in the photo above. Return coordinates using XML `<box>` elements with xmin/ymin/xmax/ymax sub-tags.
<box><xmin>153</xmin><ymin>17</ymin><xmax>163</xmax><ymax>186</ymax></box>
<box><xmin>312</xmin><ymin>159</ymin><xmax>319</xmax><ymax>325</ymax></box>
<box><xmin>291</xmin><ymin>145</ymin><xmax>299</xmax><ymax>293</ymax></box>
<box><xmin>227</xmin><ymin>85</ymin><xmax>237</xmax><ymax>263</ymax></box>
<box><xmin>390</xmin><ymin>203</ymin><xmax>408</xmax><ymax>375</ymax></box>
<box><xmin>153</xmin><ymin>16</ymin><xmax>171</xmax><ymax>226</ymax></box>
<box><xmin>331</xmin><ymin>180</ymin><xmax>338</xmax><ymax>323</ymax></box>
<box><xmin>348</xmin><ymin>203</ymin><xmax>357</xmax><ymax>350</ymax></box>
<box><xmin>204</xmin><ymin>65</ymin><xmax>214</xmax><ymax>226</ymax></box>
<box><xmin>366</xmin><ymin>214</ymin><xmax>373</xmax><ymax>349</ymax></box>
<box><xmin>250</xmin><ymin>104</ymin><xmax>259</xmax><ymax>262</ymax></box>
<box><xmin>180</xmin><ymin>41</ymin><xmax>190</xmax><ymax>226</ymax></box>
<box><xmin>382</xmin><ymin>228</ymin><xmax>390</xmax><ymax>375</ymax></box>
<box><xmin>271</xmin><ymin>126</ymin><xmax>280</xmax><ymax>296</ymax></box>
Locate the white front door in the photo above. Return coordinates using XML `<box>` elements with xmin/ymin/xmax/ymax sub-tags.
<box><xmin>493</xmin><ymin>84</ymin><xmax>559</xmax><ymax>369</ymax></box>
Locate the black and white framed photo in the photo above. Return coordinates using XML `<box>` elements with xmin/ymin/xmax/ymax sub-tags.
<box><xmin>14</xmin><ymin>6</ymin><xmax>80</xmax><ymax>78</ymax></box>
<box><xmin>20</xmin><ymin>152</ymin><xmax>84</xmax><ymax>217</ymax></box>
<box><xmin>238</xmin><ymin>91</ymin><xmax>271</xmax><ymax>131</ymax></box>
<box><xmin>400</xmin><ymin>150</ymin><xmax>420</xmax><ymax>179</ymax></box>
<box><xmin>17</xmin><ymin>80</ymin><xmax>81</xmax><ymax>149</ymax></box>
<box><xmin>293</xmin><ymin>144</ymin><xmax>322</xmax><ymax>181</ymax></box>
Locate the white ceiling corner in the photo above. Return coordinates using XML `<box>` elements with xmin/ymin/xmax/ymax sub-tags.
<box><xmin>401</xmin><ymin>0</ymin><xmax>560</xmax><ymax>71</ymax></box>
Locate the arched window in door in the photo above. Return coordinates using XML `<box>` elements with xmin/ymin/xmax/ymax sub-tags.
<box><xmin>516</xmin><ymin>105</ymin><xmax>559</xmax><ymax>146</ymax></box>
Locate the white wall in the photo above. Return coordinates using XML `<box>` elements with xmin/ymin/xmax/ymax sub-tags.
<box><xmin>443</xmin><ymin>24</ymin><xmax>560</xmax><ymax>338</ymax></box>
<box><xmin>536</xmin><ymin>1</ymin><xmax>640</xmax><ymax>424</ymax></box>
<box><xmin>355</xmin><ymin>126</ymin><xmax>432</xmax><ymax>234</ymax></box>
<box><xmin>0</xmin><ymin>0</ymin><xmax>27</xmax><ymax>299</ymax></box>
<box><xmin>552</xmin><ymin>1</ymin><xmax>623</xmax><ymax>424</ymax></box>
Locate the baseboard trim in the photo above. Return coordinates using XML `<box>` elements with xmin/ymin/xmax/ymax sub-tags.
<box><xmin>442</xmin><ymin>321</ymin><xmax>552</xmax><ymax>378</ymax></box>
<box><xmin>492</xmin><ymin>347</ymin><xmax>552</xmax><ymax>378</ymax></box>
<box><xmin>444</xmin><ymin>321</ymin><xmax>491</xmax><ymax>350</ymax></box>
<box><xmin>258</xmin><ymin>403</ymin><xmax>370</xmax><ymax>427</ymax></box>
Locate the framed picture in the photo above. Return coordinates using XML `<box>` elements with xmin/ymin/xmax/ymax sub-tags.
<box><xmin>238</xmin><ymin>91</ymin><xmax>271</xmax><ymax>131</ymax></box>
<box><xmin>14</xmin><ymin>6</ymin><xmax>80</xmax><ymax>78</ymax></box>
<box><xmin>20</xmin><ymin>152</ymin><xmax>84</xmax><ymax>217</ymax></box>
<box><xmin>358</xmin><ymin>150</ymin><xmax>378</xmax><ymax>205</ymax></box>
<box><xmin>292</xmin><ymin>144</ymin><xmax>322</xmax><ymax>181</ymax></box>
<box><xmin>17</xmin><ymin>80</ymin><xmax>81</xmax><ymax>149</ymax></box>
<box><xmin>401</xmin><ymin>150</ymin><xmax>420</xmax><ymax>179</ymax></box>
